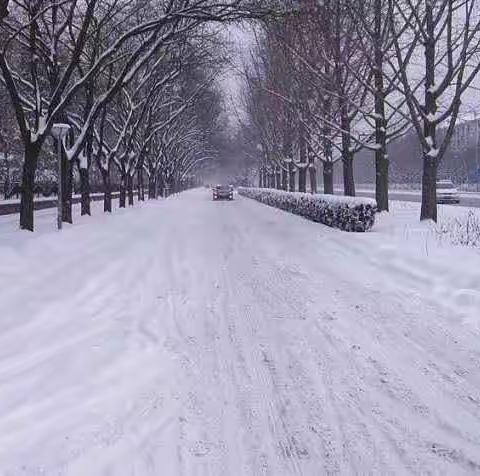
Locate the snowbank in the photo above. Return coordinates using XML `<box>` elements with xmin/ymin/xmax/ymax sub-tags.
<box><xmin>238</xmin><ymin>187</ymin><xmax>377</xmax><ymax>232</ymax></box>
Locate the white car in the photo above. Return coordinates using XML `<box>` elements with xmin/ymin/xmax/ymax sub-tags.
<box><xmin>437</xmin><ymin>180</ymin><xmax>460</xmax><ymax>204</ymax></box>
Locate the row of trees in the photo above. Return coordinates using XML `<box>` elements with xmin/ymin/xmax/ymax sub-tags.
<box><xmin>0</xmin><ymin>0</ymin><xmax>273</xmax><ymax>231</ymax></box>
<box><xmin>242</xmin><ymin>0</ymin><xmax>480</xmax><ymax>221</ymax></box>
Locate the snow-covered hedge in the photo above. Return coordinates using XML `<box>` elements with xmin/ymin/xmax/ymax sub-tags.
<box><xmin>238</xmin><ymin>187</ymin><xmax>377</xmax><ymax>232</ymax></box>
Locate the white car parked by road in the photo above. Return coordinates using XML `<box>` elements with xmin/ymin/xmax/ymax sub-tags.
<box><xmin>437</xmin><ymin>180</ymin><xmax>460</xmax><ymax>204</ymax></box>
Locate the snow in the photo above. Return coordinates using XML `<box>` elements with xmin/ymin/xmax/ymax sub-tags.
<box><xmin>1</xmin><ymin>192</ymin><xmax>112</xmax><ymax>206</ymax></box>
<box><xmin>1</xmin><ymin>190</ymin><xmax>480</xmax><ymax>474</ymax></box>
<box><xmin>240</xmin><ymin>187</ymin><xmax>377</xmax><ymax>208</ymax></box>
<box><xmin>30</xmin><ymin>115</ymin><xmax>50</xmax><ymax>143</ymax></box>
<box><xmin>78</xmin><ymin>152</ymin><xmax>88</xmax><ymax>170</ymax></box>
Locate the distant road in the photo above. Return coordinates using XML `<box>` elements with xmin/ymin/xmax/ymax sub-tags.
<box><xmin>336</xmin><ymin>189</ymin><xmax>480</xmax><ymax>208</ymax></box>
<box><xmin>0</xmin><ymin>193</ymin><xmax>120</xmax><ymax>216</ymax></box>
<box><xmin>2</xmin><ymin>189</ymin><xmax>479</xmax><ymax>216</ymax></box>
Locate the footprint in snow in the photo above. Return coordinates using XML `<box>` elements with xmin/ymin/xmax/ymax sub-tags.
<box><xmin>190</xmin><ymin>440</ymin><xmax>211</xmax><ymax>457</ymax></box>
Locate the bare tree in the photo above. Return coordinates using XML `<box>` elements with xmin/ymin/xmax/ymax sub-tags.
<box><xmin>389</xmin><ymin>0</ymin><xmax>480</xmax><ymax>221</ymax></box>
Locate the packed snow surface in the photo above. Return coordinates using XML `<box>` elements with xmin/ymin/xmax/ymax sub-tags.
<box><xmin>1</xmin><ymin>190</ymin><xmax>480</xmax><ymax>475</ymax></box>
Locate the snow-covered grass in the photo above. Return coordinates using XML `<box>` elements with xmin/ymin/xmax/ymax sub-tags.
<box><xmin>435</xmin><ymin>210</ymin><xmax>480</xmax><ymax>248</ymax></box>
<box><xmin>239</xmin><ymin>187</ymin><xmax>377</xmax><ymax>232</ymax></box>
<box><xmin>374</xmin><ymin>200</ymin><xmax>480</xmax><ymax>249</ymax></box>
<box><xmin>1</xmin><ymin>190</ymin><xmax>480</xmax><ymax>474</ymax></box>
<box><xmin>0</xmin><ymin>198</ymin><xmax>123</xmax><ymax>247</ymax></box>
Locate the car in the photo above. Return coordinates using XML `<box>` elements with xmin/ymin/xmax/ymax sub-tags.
<box><xmin>213</xmin><ymin>184</ymin><xmax>234</xmax><ymax>201</ymax></box>
<box><xmin>437</xmin><ymin>180</ymin><xmax>460</xmax><ymax>204</ymax></box>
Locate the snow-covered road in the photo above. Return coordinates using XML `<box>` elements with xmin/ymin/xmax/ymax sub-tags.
<box><xmin>1</xmin><ymin>189</ymin><xmax>480</xmax><ymax>475</ymax></box>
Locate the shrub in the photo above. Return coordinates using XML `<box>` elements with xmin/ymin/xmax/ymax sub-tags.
<box><xmin>238</xmin><ymin>187</ymin><xmax>377</xmax><ymax>232</ymax></box>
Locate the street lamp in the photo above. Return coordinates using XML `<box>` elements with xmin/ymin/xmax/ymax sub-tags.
<box><xmin>51</xmin><ymin>123</ymin><xmax>71</xmax><ymax>230</ymax></box>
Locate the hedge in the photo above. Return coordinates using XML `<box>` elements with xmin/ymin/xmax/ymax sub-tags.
<box><xmin>238</xmin><ymin>187</ymin><xmax>377</xmax><ymax>232</ymax></box>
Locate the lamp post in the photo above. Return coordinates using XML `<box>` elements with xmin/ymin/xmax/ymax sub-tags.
<box><xmin>51</xmin><ymin>123</ymin><xmax>71</xmax><ymax>230</ymax></box>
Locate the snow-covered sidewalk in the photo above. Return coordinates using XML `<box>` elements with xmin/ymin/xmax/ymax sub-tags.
<box><xmin>0</xmin><ymin>190</ymin><xmax>480</xmax><ymax>475</ymax></box>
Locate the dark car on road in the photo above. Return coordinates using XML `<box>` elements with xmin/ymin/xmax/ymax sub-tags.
<box><xmin>213</xmin><ymin>184</ymin><xmax>234</xmax><ymax>201</ymax></box>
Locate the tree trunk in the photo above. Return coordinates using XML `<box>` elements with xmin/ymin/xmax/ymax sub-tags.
<box><xmin>323</xmin><ymin>128</ymin><xmax>334</xmax><ymax>194</ymax></box>
<box><xmin>259</xmin><ymin>167</ymin><xmax>263</xmax><ymax>188</ymax></box>
<box><xmin>298</xmin><ymin>124</ymin><xmax>307</xmax><ymax>193</ymax></box>
<box><xmin>79</xmin><ymin>167</ymin><xmax>91</xmax><ymax>216</ymax></box>
<box><xmin>275</xmin><ymin>167</ymin><xmax>281</xmax><ymax>189</ymax></box>
<box><xmin>307</xmin><ymin>146</ymin><xmax>317</xmax><ymax>194</ymax></box>
<box><xmin>420</xmin><ymin>2</ymin><xmax>438</xmax><ymax>222</ymax></box>
<box><xmin>334</xmin><ymin>17</ymin><xmax>355</xmax><ymax>198</ymax></box>
<box><xmin>421</xmin><ymin>157</ymin><xmax>437</xmax><ymax>222</ymax></box>
<box><xmin>157</xmin><ymin>176</ymin><xmax>164</xmax><ymax>198</ymax></box>
<box><xmin>3</xmin><ymin>153</ymin><xmax>10</xmax><ymax>199</ymax></box>
<box><xmin>19</xmin><ymin>142</ymin><xmax>40</xmax><ymax>231</ymax></box>
<box><xmin>340</xmin><ymin>107</ymin><xmax>355</xmax><ymax>197</ymax></box>
<box><xmin>157</xmin><ymin>175</ymin><xmax>162</xmax><ymax>198</ymax></box>
<box><xmin>268</xmin><ymin>169</ymin><xmax>275</xmax><ymax>188</ymax></box>
<box><xmin>309</xmin><ymin>164</ymin><xmax>317</xmax><ymax>194</ymax></box>
<box><xmin>323</xmin><ymin>161</ymin><xmax>334</xmax><ymax>195</ymax></box>
<box><xmin>3</xmin><ymin>175</ymin><xmax>9</xmax><ymax>198</ymax></box>
<box><xmin>148</xmin><ymin>174</ymin><xmax>155</xmax><ymax>199</ymax></box>
<box><xmin>137</xmin><ymin>168</ymin><xmax>144</xmax><ymax>201</ymax></box>
<box><xmin>119</xmin><ymin>173</ymin><xmax>126</xmax><ymax>208</ymax></box>
<box><xmin>262</xmin><ymin>168</ymin><xmax>268</xmax><ymax>189</ymax></box>
<box><xmin>375</xmin><ymin>148</ymin><xmax>389</xmax><ymax>212</ymax></box>
<box><xmin>101</xmin><ymin>168</ymin><xmax>112</xmax><ymax>213</ymax></box>
<box><xmin>288</xmin><ymin>162</ymin><xmax>295</xmax><ymax>192</ymax></box>
<box><xmin>298</xmin><ymin>167</ymin><xmax>307</xmax><ymax>193</ymax></box>
<box><xmin>373</xmin><ymin>0</ymin><xmax>389</xmax><ymax>212</ymax></box>
<box><xmin>128</xmin><ymin>174</ymin><xmax>134</xmax><ymax>206</ymax></box>
<box><xmin>342</xmin><ymin>151</ymin><xmax>355</xmax><ymax>196</ymax></box>
<box><xmin>280</xmin><ymin>168</ymin><xmax>286</xmax><ymax>190</ymax></box>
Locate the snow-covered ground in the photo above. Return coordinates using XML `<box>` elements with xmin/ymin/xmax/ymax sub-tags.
<box><xmin>1</xmin><ymin>190</ymin><xmax>480</xmax><ymax>475</ymax></box>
